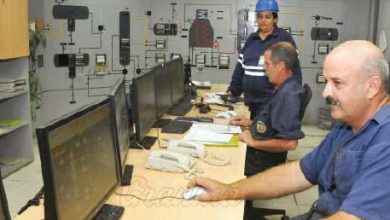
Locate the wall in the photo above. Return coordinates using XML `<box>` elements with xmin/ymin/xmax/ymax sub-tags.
<box><xmin>377</xmin><ymin>0</ymin><xmax>390</xmax><ymax>60</ymax></box>
<box><xmin>29</xmin><ymin>0</ymin><xmax>375</xmax><ymax>125</ymax></box>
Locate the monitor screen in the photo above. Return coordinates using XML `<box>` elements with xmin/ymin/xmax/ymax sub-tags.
<box><xmin>109</xmin><ymin>78</ymin><xmax>130</xmax><ymax>174</ymax></box>
<box><xmin>154</xmin><ymin>65</ymin><xmax>172</xmax><ymax>117</ymax></box>
<box><xmin>166</xmin><ymin>57</ymin><xmax>185</xmax><ymax>104</ymax></box>
<box><xmin>36</xmin><ymin>98</ymin><xmax>120</xmax><ymax>220</ymax></box>
<box><xmin>132</xmin><ymin>70</ymin><xmax>157</xmax><ymax>142</ymax></box>
<box><xmin>96</xmin><ymin>54</ymin><xmax>106</xmax><ymax>65</ymax></box>
<box><xmin>0</xmin><ymin>170</ymin><xmax>11</xmax><ymax>220</ymax></box>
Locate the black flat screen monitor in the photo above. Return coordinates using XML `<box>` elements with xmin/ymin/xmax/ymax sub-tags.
<box><xmin>109</xmin><ymin>78</ymin><xmax>130</xmax><ymax>175</ymax></box>
<box><xmin>132</xmin><ymin>70</ymin><xmax>157</xmax><ymax>142</ymax></box>
<box><xmin>154</xmin><ymin>65</ymin><xmax>172</xmax><ymax>117</ymax></box>
<box><xmin>36</xmin><ymin>98</ymin><xmax>120</xmax><ymax>220</ymax></box>
<box><xmin>0</xmin><ymin>170</ymin><xmax>11</xmax><ymax>220</ymax></box>
<box><xmin>166</xmin><ymin>57</ymin><xmax>185</xmax><ymax>104</ymax></box>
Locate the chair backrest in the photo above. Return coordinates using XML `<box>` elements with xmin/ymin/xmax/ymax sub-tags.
<box><xmin>299</xmin><ymin>83</ymin><xmax>312</xmax><ymax>120</ymax></box>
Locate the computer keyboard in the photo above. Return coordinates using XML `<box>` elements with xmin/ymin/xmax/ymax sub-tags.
<box><xmin>121</xmin><ymin>164</ymin><xmax>134</xmax><ymax>186</ymax></box>
<box><xmin>140</xmin><ymin>136</ymin><xmax>158</xmax><ymax>149</ymax></box>
<box><xmin>93</xmin><ymin>204</ymin><xmax>124</xmax><ymax>220</ymax></box>
<box><xmin>167</xmin><ymin>102</ymin><xmax>193</xmax><ymax>116</ymax></box>
<box><xmin>153</xmin><ymin>118</ymin><xmax>172</xmax><ymax>128</ymax></box>
<box><xmin>161</xmin><ymin>120</ymin><xmax>193</xmax><ymax>134</ymax></box>
<box><xmin>176</xmin><ymin>116</ymin><xmax>213</xmax><ymax>123</ymax></box>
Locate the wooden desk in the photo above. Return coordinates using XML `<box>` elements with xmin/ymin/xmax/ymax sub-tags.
<box><xmin>17</xmin><ymin>84</ymin><xmax>248</xmax><ymax>220</ymax></box>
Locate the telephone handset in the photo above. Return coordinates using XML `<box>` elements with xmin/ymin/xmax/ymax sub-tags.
<box><xmin>167</xmin><ymin>140</ymin><xmax>229</xmax><ymax>166</ymax></box>
<box><xmin>167</xmin><ymin>140</ymin><xmax>206</xmax><ymax>158</ymax></box>
<box><xmin>145</xmin><ymin>150</ymin><xmax>196</xmax><ymax>173</ymax></box>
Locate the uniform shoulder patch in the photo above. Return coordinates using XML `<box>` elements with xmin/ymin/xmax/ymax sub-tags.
<box><xmin>256</xmin><ymin>120</ymin><xmax>267</xmax><ymax>133</ymax></box>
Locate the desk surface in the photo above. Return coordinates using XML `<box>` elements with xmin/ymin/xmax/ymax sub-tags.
<box><xmin>16</xmin><ymin>84</ymin><xmax>248</xmax><ymax>220</ymax></box>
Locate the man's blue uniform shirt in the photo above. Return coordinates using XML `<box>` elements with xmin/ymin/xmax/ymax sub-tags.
<box><xmin>250</xmin><ymin>77</ymin><xmax>305</xmax><ymax>141</ymax></box>
<box><xmin>300</xmin><ymin>104</ymin><xmax>390</xmax><ymax>219</ymax></box>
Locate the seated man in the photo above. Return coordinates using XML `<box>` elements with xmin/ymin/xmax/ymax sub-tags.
<box><xmin>231</xmin><ymin>41</ymin><xmax>305</xmax><ymax>176</ymax></box>
<box><xmin>230</xmin><ymin>41</ymin><xmax>305</xmax><ymax>219</ymax></box>
<box><xmin>190</xmin><ymin>40</ymin><xmax>390</xmax><ymax>220</ymax></box>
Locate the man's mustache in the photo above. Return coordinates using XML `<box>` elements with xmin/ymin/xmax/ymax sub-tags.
<box><xmin>326</xmin><ymin>96</ymin><xmax>339</xmax><ymax>106</ymax></box>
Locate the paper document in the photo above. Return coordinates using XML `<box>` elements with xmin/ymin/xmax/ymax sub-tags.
<box><xmin>191</xmin><ymin>123</ymin><xmax>241</xmax><ymax>134</ymax></box>
<box><xmin>203</xmin><ymin>92</ymin><xmax>224</xmax><ymax>104</ymax></box>
<box><xmin>184</xmin><ymin>128</ymin><xmax>233</xmax><ymax>143</ymax></box>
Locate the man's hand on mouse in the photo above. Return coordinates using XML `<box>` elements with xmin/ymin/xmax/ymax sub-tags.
<box><xmin>187</xmin><ymin>177</ymin><xmax>241</xmax><ymax>202</ymax></box>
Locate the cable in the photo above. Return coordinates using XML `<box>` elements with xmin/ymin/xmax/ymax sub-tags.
<box><xmin>156</xmin><ymin>127</ymin><xmax>162</xmax><ymax>148</ymax></box>
<box><xmin>114</xmin><ymin>192</ymin><xmax>183</xmax><ymax>201</ymax></box>
<box><xmin>18</xmin><ymin>186</ymin><xmax>44</xmax><ymax>215</ymax></box>
<box><xmin>210</xmin><ymin>107</ymin><xmax>224</xmax><ymax>112</ymax></box>
<box><xmin>134</xmin><ymin>140</ymin><xmax>148</xmax><ymax>152</ymax></box>
<box><xmin>200</xmin><ymin>152</ymin><xmax>230</xmax><ymax>166</ymax></box>
<box><xmin>184</xmin><ymin>167</ymin><xmax>204</xmax><ymax>180</ymax></box>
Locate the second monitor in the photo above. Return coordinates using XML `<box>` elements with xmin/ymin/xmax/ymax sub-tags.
<box><xmin>131</xmin><ymin>69</ymin><xmax>158</xmax><ymax>147</ymax></box>
<box><xmin>166</xmin><ymin>57</ymin><xmax>185</xmax><ymax>104</ymax></box>
<box><xmin>109</xmin><ymin>78</ymin><xmax>130</xmax><ymax>176</ymax></box>
<box><xmin>36</xmin><ymin>98</ymin><xmax>121</xmax><ymax>220</ymax></box>
<box><xmin>154</xmin><ymin>65</ymin><xmax>173</xmax><ymax>118</ymax></box>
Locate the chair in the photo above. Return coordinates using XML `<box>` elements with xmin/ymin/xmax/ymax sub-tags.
<box><xmin>244</xmin><ymin>83</ymin><xmax>312</xmax><ymax>220</ymax></box>
<box><xmin>299</xmin><ymin>83</ymin><xmax>313</xmax><ymax>120</ymax></box>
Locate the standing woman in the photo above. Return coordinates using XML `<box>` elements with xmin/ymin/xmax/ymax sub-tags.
<box><xmin>228</xmin><ymin>0</ymin><xmax>302</xmax><ymax>121</ymax></box>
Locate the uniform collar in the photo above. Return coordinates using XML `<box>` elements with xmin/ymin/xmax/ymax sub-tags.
<box><xmin>273</xmin><ymin>76</ymin><xmax>296</xmax><ymax>92</ymax></box>
<box><xmin>252</xmin><ymin>27</ymin><xmax>280</xmax><ymax>40</ymax></box>
<box><xmin>348</xmin><ymin>102</ymin><xmax>390</xmax><ymax>135</ymax></box>
<box><xmin>371</xmin><ymin>103</ymin><xmax>390</xmax><ymax>124</ymax></box>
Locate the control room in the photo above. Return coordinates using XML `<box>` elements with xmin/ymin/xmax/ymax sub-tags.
<box><xmin>1</xmin><ymin>0</ymin><xmax>390</xmax><ymax>219</ymax></box>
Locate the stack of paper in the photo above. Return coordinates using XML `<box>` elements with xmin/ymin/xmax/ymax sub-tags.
<box><xmin>0</xmin><ymin>77</ymin><xmax>27</xmax><ymax>92</ymax></box>
<box><xmin>191</xmin><ymin>123</ymin><xmax>241</xmax><ymax>134</ymax></box>
<box><xmin>184</xmin><ymin>129</ymin><xmax>233</xmax><ymax>143</ymax></box>
<box><xmin>183</xmin><ymin>128</ymin><xmax>239</xmax><ymax>147</ymax></box>
<box><xmin>0</xmin><ymin>119</ymin><xmax>22</xmax><ymax>128</ymax></box>
<box><xmin>0</xmin><ymin>155</ymin><xmax>28</xmax><ymax>166</ymax></box>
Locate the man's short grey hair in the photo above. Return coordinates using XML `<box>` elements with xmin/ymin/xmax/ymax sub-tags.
<box><xmin>265</xmin><ymin>42</ymin><xmax>298</xmax><ymax>71</ymax></box>
<box><xmin>361</xmin><ymin>55</ymin><xmax>389</xmax><ymax>90</ymax></box>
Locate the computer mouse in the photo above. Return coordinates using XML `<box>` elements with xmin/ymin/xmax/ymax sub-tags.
<box><xmin>183</xmin><ymin>186</ymin><xmax>208</xmax><ymax>200</ymax></box>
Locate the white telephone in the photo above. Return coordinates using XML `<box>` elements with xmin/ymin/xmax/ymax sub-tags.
<box><xmin>145</xmin><ymin>150</ymin><xmax>196</xmax><ymax>173</ymax></box>
<box><xmin>167</xmin><ymin>140</ymin><xmax>206</xmax><ymax>158</ymax></box>
<box><xmin>167</xmin><ymin>140</ymin><xmax>229</xmax><ymax>167</ymax></box>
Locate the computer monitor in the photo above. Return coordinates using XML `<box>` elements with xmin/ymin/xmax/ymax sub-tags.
<box><xmin>154</xmin><ymin>65</ymin><xmax>173</xmax><ymax>117</ymax></box>
<box><xmin>166</xmin><ymin>57</ymin><xmax>185</xmax><ymax>104</ymax></box>
<box><xmin>36</xmin><ymin>98</ymin><xmax>120</xmax><ymax>220</ymax></box>
<box><xmin>109</xmin><ymin>78</ymin><xmax>130</xmax><ymax>175</ymax></box>
<box><xmin>131</xmin><ymin>69</ymin><xmax>158</xmax><ymax>143</ymax></box>
<box><xmin>0</xmin><ymin>170</ymin><xmax>11</xmax><ymax>220</ymax></box>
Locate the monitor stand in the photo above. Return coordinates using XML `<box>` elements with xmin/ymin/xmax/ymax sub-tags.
<box><xmin>93</xmin><ymin>204</ymin><xmax>124</xmax><ymax>220</ymax></box>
